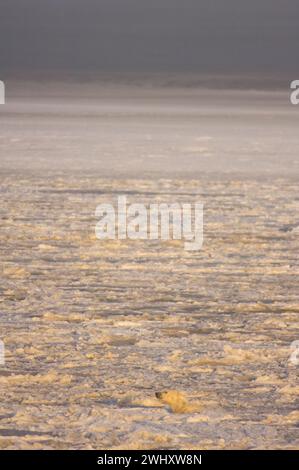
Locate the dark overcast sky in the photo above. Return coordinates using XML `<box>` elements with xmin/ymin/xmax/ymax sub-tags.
<box><xmin>1</xmin><ymin>0</ymin><xmax>298</xmax><ymax>76</ymax></box>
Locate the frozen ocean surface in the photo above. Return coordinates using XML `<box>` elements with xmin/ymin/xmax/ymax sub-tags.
<box><xmin>0</xmin><ymin>82</ymin><xmax>298</xmax><ymax>449</ymax></box>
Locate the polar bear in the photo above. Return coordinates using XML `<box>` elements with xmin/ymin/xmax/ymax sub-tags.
<box><xmin>155</xmin><ymin>390</ymin><xmax>201</xmax><ymax>413</ymax></box>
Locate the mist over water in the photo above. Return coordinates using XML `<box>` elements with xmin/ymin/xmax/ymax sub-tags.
<box><xmin>1</xmin><ymin>81</ymin><xmax>299</xmax><ymax>178</ymax></box>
